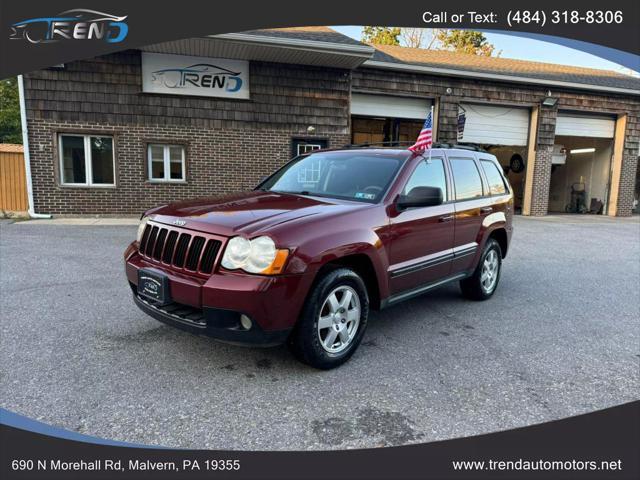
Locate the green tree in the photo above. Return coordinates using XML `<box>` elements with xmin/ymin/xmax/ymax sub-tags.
<box><xmin>435</xmin><ymin>30</ymin><xmax>497</xmax><ymax>56</ymax></box>
<box><xmin>362</xmin><ymin>26</ymin><xmax>401</xmax><ymax>45</ymax></box>
<box><xmin>0</xmin><ymin>77</ymin><xmax>22</xmax><ymax>144</ymax></box>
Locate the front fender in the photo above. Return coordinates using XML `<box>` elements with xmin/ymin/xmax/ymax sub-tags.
<box><xmin>285</xmin><ymin>228</ymin><xmax>390</xmax><ymax>301</ymax></box>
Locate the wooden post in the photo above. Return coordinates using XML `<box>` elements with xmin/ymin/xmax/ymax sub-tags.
<box><xmin>607</xmin><ymin>114</ymin><xmax>627</xmax><ymax>216</ymax></box>
<box><xmin>522</xmin><ymin>106</ymin><xmax>539</xmax><ymax>216</ymax></box>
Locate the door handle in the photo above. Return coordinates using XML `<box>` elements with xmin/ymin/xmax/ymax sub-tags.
<box><xmin>480</xmin><ymin>207</ymin><xmax>493</xmax><ymax>214</ymax></box>
<box><xmin>438</xmin><ymin>215</ymin><xmax>454</xmax><ymax>223</ymax></box>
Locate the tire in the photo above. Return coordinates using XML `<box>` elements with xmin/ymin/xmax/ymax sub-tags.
<box><xmin>289</xmin><ymin>267</ymin><xmax>369</xmax><ymax>369</ymax></box>
<box><xmin>460</xmin><ymin>238</ymin><xmax>502</xmax><ymax>301</ymax></box>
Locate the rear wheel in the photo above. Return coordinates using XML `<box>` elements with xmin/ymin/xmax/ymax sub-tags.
<box><xmin>289</xmin><ymin>268</ymin><xmax>369</xmax><ymax>369</ymax></box>
<box><xmin>460</xmin><ymin>238</ymin><xmax>502</xmax><ymax>301</ymax></box>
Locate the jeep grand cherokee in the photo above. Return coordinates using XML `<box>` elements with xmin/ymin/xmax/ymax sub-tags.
<box><xmin>124</xmin><ymin>145</ymin><xmax>513</xmax><ymax>369</ymax></box>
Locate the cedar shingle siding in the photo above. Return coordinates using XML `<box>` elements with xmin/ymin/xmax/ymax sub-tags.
<box><xmin>23</xmin><ymin>38</ymin><xmax>640</xmax><ymax>216</ymax></box>
<box><xmin>24</xmin><ymin>51</ymin><xmax>351</xmax><ymax>214</ymax></box>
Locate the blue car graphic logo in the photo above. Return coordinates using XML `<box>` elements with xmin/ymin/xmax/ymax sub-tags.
<box><xmin>151</xmin><ymin>64</ymin><xmax>244</xmax><ymax>92</ymax></box>
<box><xmin>10</xmin><ymin>9</ymin><xmax>128</xmax><ymax>44</ymax></box>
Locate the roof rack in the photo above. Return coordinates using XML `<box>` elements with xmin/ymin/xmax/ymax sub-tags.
<box><xmin>340</xmin><ymin>141</ymin><xmax>486</xmax><ymax>152</ymax></box>
<box><xmin>341</xmin><ymin>141</ymin><xmax>417</xmax><ymax>149</ymax></box>
<box><xmin>432</xmin><ymin>143</ymin><xmax>487</xmax><ymax>152</ymax></box>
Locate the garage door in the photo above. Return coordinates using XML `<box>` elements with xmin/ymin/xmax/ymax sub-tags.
<box><xmin>555</xmin><ymin>114</ymin><xmax>615</xmax><ymax>138</ymax></box>
<box><xmin>351</xmin><ymin>93</ymin><xmax>432</xmax><ymax>119</ymax></box>
<box><xmin>458</xmin><ymin>104</ymin><xmax>530</xmax><ymax>146</ymax></box>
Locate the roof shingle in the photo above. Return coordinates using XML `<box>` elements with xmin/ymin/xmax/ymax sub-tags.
<box><xmin>370</xmin><ymin>44</ymin><xmax>640</xmax><ymax>92</ymax></box>
<box><xmin>242</xmin><ymin>26</ymin><xmax>364</xmax><ymax>46</ymax></box>
<box><xmin>244</xmin><ymin>27</ymin><xmax>640</xmax><ymax>92</ymax></box>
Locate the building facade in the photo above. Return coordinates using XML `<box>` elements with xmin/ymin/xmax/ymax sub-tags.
<box><xmin>21</xmin><ymin>27</ymin><xmax>640</xmax><ymax>216</ymax></box>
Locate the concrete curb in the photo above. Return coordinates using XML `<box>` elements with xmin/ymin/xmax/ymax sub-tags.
<box><xmin>15</xmin><ymin>218</ymin><xmax>139</xmax><ymax>226</ymax></box>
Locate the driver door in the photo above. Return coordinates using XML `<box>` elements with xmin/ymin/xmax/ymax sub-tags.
<box><xmin>388</xmin><ymin>157</ymin><xmax>455</xmax><ymax>294</ymax></box>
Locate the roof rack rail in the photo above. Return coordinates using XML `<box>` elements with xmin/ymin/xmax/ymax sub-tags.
<box><xmin>431</xmin><ymin>143</ymin><xmax>487</xmax><ymax>152</ymax></box>
<box><xmin>341</xmin><ymin>141</ymin><xmax>417</xmax><ymax>149</ymax></box>
<box><xmin>340</xmin><ymin>141</ymin><xmax>487</xmax><ymax>152</ymax></box>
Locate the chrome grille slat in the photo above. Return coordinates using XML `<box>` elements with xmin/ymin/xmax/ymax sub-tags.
<box><xmin>152</xmin><ymin>229</ymin><xmax>168</xmax><ymax>260</ymax></box>
<box><xmin>139</xmin><ymin>224</ymin><xmax>152</xmax><ymax>252</ymax></box>
<box><xmin>173</xmin><ymin>233</ymin><xmax>191</xmax><ymax>268</ymax></box>
<box><xmin>162</xmin><ymin>230</ymin><xmax>179</xmax><ymax>264</ymax></box>
<box><xmin>200</xmin><ymin>240</ymin><xmax>221</xmax><ymax>274</ymax></box>
<box><xmin>145</xmin><ymin>226</ymin><xmax>159</xmax><ymax>256</ymax></box>
<box><xmin>185</xmin><ymin>236</ymin><xmax>206</xmax><ymax>271</ymax></box>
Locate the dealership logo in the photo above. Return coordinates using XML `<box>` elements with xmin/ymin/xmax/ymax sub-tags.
<box><xmin>10</xmin><ymin>9</ymin><xmax>128</xmax><ymax>44</ymax></box>
<box><xmin>151</xmin><ymin>64</ymin><xmax>243</xmax><ymax>92</ymax></box>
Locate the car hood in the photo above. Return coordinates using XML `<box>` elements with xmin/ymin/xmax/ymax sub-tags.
<box><xmin>148</xmin><ymin>191</ymin><xmax>369</xmax><ymax>237</ymax></box>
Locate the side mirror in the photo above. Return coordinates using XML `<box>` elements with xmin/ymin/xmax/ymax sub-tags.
<box><xmin>397</xmin><ymin>186</ymin><xmax>443</xmax><ymax>210</ymax></box>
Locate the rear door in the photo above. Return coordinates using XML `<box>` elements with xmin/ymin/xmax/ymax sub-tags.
<box><xmin>388</xmin><ymin>156</ymin><xmax>455</xmax><ymax>294</ymax></box>
<box><xmin>447</xmin><ymin>154</ymin><xmax>492</xmax><ymax>274</ymax></box>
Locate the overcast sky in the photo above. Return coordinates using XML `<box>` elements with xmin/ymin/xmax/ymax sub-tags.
<box><xmin>331</xmin><ymin>26</ymin><xmax>637</xmax><ymax>74</ymax></box>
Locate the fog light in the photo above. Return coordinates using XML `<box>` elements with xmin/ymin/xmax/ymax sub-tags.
<box><xmin>240</xmin><ymin>315</ymin><xmax>252</xmax><ymax>330</ymax></box>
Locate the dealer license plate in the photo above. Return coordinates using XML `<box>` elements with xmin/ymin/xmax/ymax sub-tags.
<box><xmin>137</xmin><ymin>268</ymin><xmax>170</xmax><ymax>305</ymax></box>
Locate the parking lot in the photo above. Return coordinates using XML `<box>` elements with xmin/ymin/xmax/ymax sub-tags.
<box><xmin>1</xmin><ymin>216</ymin><xmax>638</xmax><ymax>450</ymax></box>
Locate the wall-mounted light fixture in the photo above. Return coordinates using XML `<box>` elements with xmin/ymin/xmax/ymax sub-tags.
<box><xmin>541</xmin><ymin>90</ymin><xmax>558</xmax><ymax>107</ymax></box>
<box><xmin>570</xmin><ymin>148</ymin><xmax>596</xmax><ymax>154</ymax></box>
<box><xmin>306</xmin><ymin>125</ymin><xmax>316</xmax><ymax>134</ymax></box>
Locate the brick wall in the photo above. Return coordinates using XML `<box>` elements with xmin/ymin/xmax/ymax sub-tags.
<box><xmin>28</xmin><ymin>119</ymin><xmax>348</xmax><ymax>214</ymax></box>
<box><xmin>24</xmin><ymin>51</ymin><xmax>351</xmax><ymax>214</ymax></box>
<box><xmin>353</xmin><ymin>68</ymin><xmax>640</xmax><ymax>216</ymax></box>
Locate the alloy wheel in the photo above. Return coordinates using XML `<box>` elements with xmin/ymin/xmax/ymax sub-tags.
<box><xmin>317</xmin><ymin>286</ymin><xmax>361</xmax><ymax>353</ymax></box>
<box><xmin>480</xmin><ymin>249</ymin><xmax>499</xmax><ymax>293</ymax></box>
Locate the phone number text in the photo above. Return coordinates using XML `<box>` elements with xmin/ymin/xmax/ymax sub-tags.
<box><xmin>508</xmin><ymin>11</ymin><xmax>623</xmax><ymax>27</ymax></box>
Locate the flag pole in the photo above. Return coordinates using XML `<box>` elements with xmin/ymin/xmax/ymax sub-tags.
<box><xmin>427</xmin><ymin>105</ymin><xmax>434</xmax><ymax>163</ymax></box>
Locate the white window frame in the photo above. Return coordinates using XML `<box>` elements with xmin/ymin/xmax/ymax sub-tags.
<box><xmin>147</xmin><ymin>144</ymin><xmax>186</xmax><ymax>183</ymax></box>
<box><xmin>58</xmin><ymin>134</ymin><xmax>116</xmax><ymax>187</ymax></box>
<box><xmin>297</xmin><ymin>143</ymin><xmax>322</xmax><ymax>155</ymax></box>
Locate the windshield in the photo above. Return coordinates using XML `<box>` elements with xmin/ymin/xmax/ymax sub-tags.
<box><xmin>259</xmin><ymin>151</ymin><xmax>407</xmax><ymax>203</ymax></box>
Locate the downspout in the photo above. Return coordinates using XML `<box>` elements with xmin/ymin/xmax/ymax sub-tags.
<box><xmin>18</xmin><ymin>74</ymin><xmax>51</xmax><ymax>219</ymax></box>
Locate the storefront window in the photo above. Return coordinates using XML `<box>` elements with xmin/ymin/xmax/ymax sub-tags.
<box><xmin>59</xmin><ymin>134</ymin><xmax>115</xmax><ymax>186</ymax></box>
<box><xmin>148</xmin><ymin>144</ymin><xmax>185</xmax><ymax>182</ymax></box>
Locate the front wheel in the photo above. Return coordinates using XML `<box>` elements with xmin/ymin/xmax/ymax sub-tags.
<box><xmin>460</xmin><ymin>238</ymin><xmax>502</xmax><ymax>301</ymax></box>
<box><xmin>289</xmin><ymin>267</ymin><xmax>369</xmax><ymax>369</ymax></box>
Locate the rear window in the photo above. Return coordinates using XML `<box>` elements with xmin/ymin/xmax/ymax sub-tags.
<box><xmin>481</xmin><ymin>160</ymin><xmax>508</xmax><ymax>195</ymax></box>
<box><xmin>450</xmin><ymin>158</ymin><xmax>484</xmax><ymax>201</ymax></box>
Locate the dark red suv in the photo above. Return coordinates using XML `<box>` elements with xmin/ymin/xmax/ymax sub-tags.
<box><xmin>124</xmin><ymin>145</ymin><xmax>513</xmax><ymax>369</ymax></box>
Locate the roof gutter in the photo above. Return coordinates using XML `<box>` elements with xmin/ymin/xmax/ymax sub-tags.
<box><xmin>363</xmin><ymin>60</ymin><xmax>640</xmax><ymax>96</ymax></box>
<box><xmin>17</xmin><ymin>74</ymin><xmax>51</xmax><ymax>219</ymax></box>
<box><xmin>211</xmin><ymin>32</ymin><xmax>375</xmax><ymax>59</ymax></box>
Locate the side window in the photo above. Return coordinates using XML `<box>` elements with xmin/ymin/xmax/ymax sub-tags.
<box><xmin>450</xmin><ymin>158</ymin><xmax>484</xmax><ymax>201</ymax></box>
<box><xmin>481</xmin><ymin>160</ymin><xmax>508</xmax><ymax>195</ymax></box>
<box><xmin>402</xmin><ymin>158</ymin><xmax>447</xmax><ymax>200</ymax></box>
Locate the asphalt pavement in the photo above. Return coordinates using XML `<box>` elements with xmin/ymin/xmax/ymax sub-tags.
<box><xmin>1</xmin><ymin>216</ymin><xmax>638</xmax><ymax>450</ymax></box>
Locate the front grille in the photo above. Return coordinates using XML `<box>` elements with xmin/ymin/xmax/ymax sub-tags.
<box><xmin>139</xmin><ymin>223</ymin><xmax>222</xmax><ymax>275</ymax></box>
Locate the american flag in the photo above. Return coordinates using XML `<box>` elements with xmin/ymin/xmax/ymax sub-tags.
<box><xmin>408</xmin><ymin>108</ymin><xmax>433</xmax><ymax>153</ymax></box>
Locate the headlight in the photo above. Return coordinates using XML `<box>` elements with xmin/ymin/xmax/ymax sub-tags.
<box><xmin>137</xmin><ymin>216</ymin><xmax>149</xmax><ymax>243</ymax></box>
<box><xmin>221</xmin><ymin>236</ymin><xmax>289</xmax><ymax>275</ymax></box>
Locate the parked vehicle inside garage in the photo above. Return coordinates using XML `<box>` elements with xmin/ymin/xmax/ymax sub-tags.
<box><xmin>124</xmin><ymin>145</ymin><xmax>513</xmax><ymax>369</ymax></box>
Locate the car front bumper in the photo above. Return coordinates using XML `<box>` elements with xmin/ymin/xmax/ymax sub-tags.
<box><xmin>124</xmin><ymin>243</ymin><xmax>313</xmax><ymax>346</ymax></box>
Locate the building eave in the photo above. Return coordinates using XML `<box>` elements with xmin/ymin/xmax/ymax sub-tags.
<box><xmin>362</xmin><ymin>60</ymin><xmax>640</xmax><ymax>97</ymax></box>
<box><xmin>210</xmin><ymin>32</ymin><xmax>375</xmax><ymax>57</ymax></box>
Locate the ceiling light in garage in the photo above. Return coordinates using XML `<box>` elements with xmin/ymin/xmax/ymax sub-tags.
<box><xmin>570</xmin><ymin>148</ymin><xmax>596</xmax><ymax>154</ymax></box>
